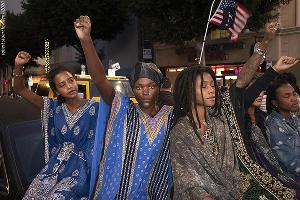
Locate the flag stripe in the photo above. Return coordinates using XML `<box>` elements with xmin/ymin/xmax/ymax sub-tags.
<box><xmin>236</xmin><ymin>12</ymin><xmax>247</xmax><ymax>24</ymax></box>
<box><xmin>237</xmin><ymin>7</ymin><xmax>250</xmax><ymax>18</ymax></box>
<box><xmin>233</xmin><ymin>24</ymin><xmax>242</xmax><ymax>32</ymax></box>
<box><xmin>237</xmin><ymin>3</ymin><xmax>251</xmax><ymax>16</ymax></box>
<box><xmin>209</xmin><ymin>0</ymin><xmax>251</xmax><ymax>40</ymax></box>
<box><xmin>210</xmin><ymin>10</ymin><xmax>224</xmax><ymax>25</ymax></box>
<box><xmin>234</xmin><ymin>17</ymin><xmax>245</xmax><ymax>30</ymax></box>
<box><xmin>210</xmin><ymin>19</ymin><xmax>223</xmax><ymax>25</ymax></box>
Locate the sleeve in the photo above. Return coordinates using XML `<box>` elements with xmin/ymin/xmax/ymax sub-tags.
<box><xmin>89</xmin><ymin>97</ymin><xmax>110</xmax><ymax>195</ymax></box>
<box><xmin>170</xmin><ymin>128</ymin><xmax>210</xmax><ymax>200</ymax></box>
<box><xmin>229</xmin><ymin>84</ymin><xmax>245</xmax><ymax>118</ymax></box>
<box><xmin>267</xmin><ymin>119</ymin><xmax>300</xmax><ymax>177</ymax></box>
<box><xmin>229</xmin><ymin>85</ymin><xmax>249</xmax><ymax>149</ymax></box>
<box><xmin>89</xmin><ymin>92</ymin><xmax>130</xmax><ymax>196</ymax></box>
<box><xmin>244</xmin><ymin>68</ymin><xmax>278</xmax><ymax>109</ymax></box>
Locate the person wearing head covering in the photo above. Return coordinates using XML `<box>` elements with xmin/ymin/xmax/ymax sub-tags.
<box><xmin>74</xmin><ymin>16</ymin><xmax>174</xmax><ymax>199</ymax></box>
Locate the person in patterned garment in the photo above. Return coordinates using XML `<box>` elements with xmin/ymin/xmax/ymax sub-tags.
<box><xmin>266</xmin><ymin>73</ymin><xmax>300</xmax><ymax>198</ymax></box>
<box><xmin>170</xmin><ymin>22</ymin><xmax>297</xmax><ymax>200</ymax></box>
<box><xmin>74</xmin><ymin>16</ymin><xmax>174</xmax><ymax>199</ymax></box>
<box><xmin>13</xmin><ymin>51</ymin><xmax>109</xmax><ymax>199</ymax></box>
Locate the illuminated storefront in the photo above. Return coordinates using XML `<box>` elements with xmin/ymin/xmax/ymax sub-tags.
<box><xmin>163</xmin><ymin>63</ymin><xmax>243</xmax><ymax>87</ymax></box>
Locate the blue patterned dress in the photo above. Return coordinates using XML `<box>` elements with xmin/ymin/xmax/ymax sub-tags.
<box><xmin>90</xmin><ymin>92</ymin><xmax>174</xmax><ymax>200</ymax></box>
<box><xmin>23</xmin><ymin>97</ymin><xmax>100</xmax><ymax>200</ymax></box>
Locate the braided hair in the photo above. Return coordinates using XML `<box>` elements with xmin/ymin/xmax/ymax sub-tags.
<box><xmin>173</xmin><ymin>64</ymin><xmax>221</xmax><ymax>135</ymax></box>
<box><xmin>47</xmin><ymin>66</ymin><xmax>75</xmax><ymax>103</ymax></box>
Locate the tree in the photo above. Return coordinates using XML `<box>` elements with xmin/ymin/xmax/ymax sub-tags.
<box><xmin>128</xmin><ymin>0</ymin><xmax>290</xmax><ymax>44</ymax></box>
<box><xmin>20</xmin><ymin>0</ymin><xmax>130</xmax><ymax>60</ymax></box>
<box><xmin>1</xmin><ymin>11</ymin><xmax>44</xmax><ymax>67</ymax></box>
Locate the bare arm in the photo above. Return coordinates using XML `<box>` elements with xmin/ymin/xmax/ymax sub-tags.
<box><xmin>236</xmin><ymin>22</ymin><xmax>279</xmax><ymax>88</ymax></box>
<box><xmin>272</xmin><ymin>56</ymin><xmax>299</xmax><ymax>73</ymax></box>
<box><xmin>74</xmin><ymin>16</ymin><xmax>114</xmax><ymax>105</ymax></box>
<box><xmin>13</xmin><ymin>51</ymin><xmax>43</xmax><ymax>109</ymax></box>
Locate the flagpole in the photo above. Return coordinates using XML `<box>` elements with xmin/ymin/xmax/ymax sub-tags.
<box><xmin>198</xmin><ymin>0</ymin><xmax>217</xmax><ymax>64</ymax></box>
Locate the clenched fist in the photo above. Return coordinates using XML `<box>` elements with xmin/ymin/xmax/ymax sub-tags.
<box><xmin>15</xmin><ymin>51</ymin><xmax>31</xmax><ymax>67</ymax></box>
<box><xmin>74</xmin><ymin>15</ymin><xmax>91</xmax><ymax>41</ymax></box>
<box><xmin>272</xmin><ymin>56</ymin><xmax>299</xmax><ymax>73</ymax></box>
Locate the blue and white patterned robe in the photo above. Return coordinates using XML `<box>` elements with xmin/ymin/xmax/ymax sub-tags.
<box><xmin>23</xmin><ymin>97</ymin><xmax>100</xmax><ymax>200</ymax></box>
<box><xmin>90</xmin><ymin>92</ymin><xmax>174</xmax><ymax>200</ymax></box>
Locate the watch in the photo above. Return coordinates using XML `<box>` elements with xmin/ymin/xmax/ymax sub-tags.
<box><xmin>254</xmin><ymin>42</ymin><xmax>266</xmax><ymax>56</ymax></box>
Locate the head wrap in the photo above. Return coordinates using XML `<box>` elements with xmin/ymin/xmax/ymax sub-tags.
<box><xmin>130</xmin><ymin>62</ymin><xmax>163</xmax><ymax>88</ymax></box>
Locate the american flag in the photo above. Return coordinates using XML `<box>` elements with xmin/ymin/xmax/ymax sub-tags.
<box><xmin>210</xmin><ymin>0</ymin><xmax>251</xmax><ymax>40</ymax></box>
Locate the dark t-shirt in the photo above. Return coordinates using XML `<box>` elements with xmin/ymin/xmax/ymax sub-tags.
<box><xmin>229</xmin><ymin>67</ymin><xmax>278</xmax><ymax>160</ymax></box>
<box><xmin>157</xmin><ymin>91</ymin><xmax>175</xmax><ymax>108</ymax></box>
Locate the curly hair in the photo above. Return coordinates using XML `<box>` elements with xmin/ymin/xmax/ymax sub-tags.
<box><xmin>266</xmin><ymin>72</ymin><xmax>298</xmax><ymax>114</ymax></box>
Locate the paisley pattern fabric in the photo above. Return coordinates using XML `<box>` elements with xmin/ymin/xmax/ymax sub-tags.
<box><xmin>171</xmin><ymin>115</ymin><xmax>242</xmax><ymax>200</ymax></box>
<box><xmin>170</xmin><ymin>88</ymin><xmax>296</xmax><ymax>200</ymax></box>
<box><xmin>23</xmin><ymin>97</ymin><xmax>99</xmax><ymax>200</ymax></box>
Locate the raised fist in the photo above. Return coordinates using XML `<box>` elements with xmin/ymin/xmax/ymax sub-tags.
<box><xmin>15</xmin><ymin>51</ymin><xmax>31</xmax><ymax>67</ymax></box>
<box><xmin>74</xmin><ymin>15</ymin><xmax>91</xmax><ymax>40</ymax></box>
<box><xmin>272</xmin><ymin>56</ymin><xmax>299</xmax><ymax>73</ymax></box>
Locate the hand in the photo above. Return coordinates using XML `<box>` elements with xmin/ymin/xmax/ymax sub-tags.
<box><xmin>263</xmin><ymin>21</ymin><xmax>279</xmax><ymax>43</ymax></box>
<box><xmin>33</xmin><ymin>56</ymin><xmax>47</xmax><ymax>66</ymax></box>
<box><xmin>74</xmin><ymin>15</ymin><xmax>91</xmax><ymax>41</ymax></box>
<box><xmin>272</xmin><ymin>56</ymin><xmax>299</xmax><ymax>73</ymax></box>
<box><xmin>15</xmin><ymin>51</ymin><xmax>31</xmax><ymax>67</ymax></box>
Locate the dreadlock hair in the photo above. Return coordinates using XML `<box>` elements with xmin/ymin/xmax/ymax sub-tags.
<box><xmin>266</xmin><ymin>72</ymin><xmax>297</xmax><ymax>114</ymax></box>
<box><xmin>47</xmin><ymin>66</ymin><xmax>75</xmax><ymax>103</ymax></box>
<box><xmin>173</xmin><ymin>64</ymin><xmax>221</xmax><ymax>136</ymax></box>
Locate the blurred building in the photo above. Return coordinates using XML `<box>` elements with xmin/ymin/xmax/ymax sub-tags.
<box><xmin>4</xmin><ymin>0</ymin><xmax>300</xmax><ymax>88</ymax></box>
<box><xmin>3</xmin><ymin>0</ymin><xmax>141</xmax><ymax>77</ymax></box>
<box><xmin>154</xmin><ymin>0</ymin><xmax>300</xmax><ymax>86</ymax></box>
<box><xmin>51</xmin><ymin>17</ymin><xmax>140</xmax><ymax>76</ymax></box>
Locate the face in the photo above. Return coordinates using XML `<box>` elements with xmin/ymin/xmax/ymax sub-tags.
<box><xmin>133</xmin><ymin>77</ymin><xmax>159</xmax><ymax>109</ymax></box>
<box><xmin>273</xmin><ymin>83</ymin><xmax>299</xmax><ymax>113</ymax></box>
<box><xmin>252</xmin><ymin>90</ymin><xmax>265</xmax><ymax>107</ymax></box>
<box><xmin>194</xmin><ymin>72</ymin><xmax>216</xmax><ymax>107</ymax></box>
<box><xmin>53</xmin><ymin>71</ymin><xmax>78</xmax><ymax>99</ymax></box>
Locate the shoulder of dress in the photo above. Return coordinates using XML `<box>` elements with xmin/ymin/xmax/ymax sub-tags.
<box><xmin>172</xmin><ymin>117</ymin><xmax>190</xmax><ymax>133</ymax></box>
<box><xmin>163</xmin><ymin>105</ymin><xmax>174</xmax><ymax>113</ymax></box>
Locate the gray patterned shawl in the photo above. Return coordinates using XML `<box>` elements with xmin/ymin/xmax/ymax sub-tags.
<box><xmin>170</xmin><ymin>114</ymin><xmax>242</xmax><ymax>200</ymax></box>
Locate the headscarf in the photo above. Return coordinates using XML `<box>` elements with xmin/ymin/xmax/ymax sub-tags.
<box><xmin>129</xmin><ymin>62</ymin><xmax>163</xmax><ymax>88</ymax></box>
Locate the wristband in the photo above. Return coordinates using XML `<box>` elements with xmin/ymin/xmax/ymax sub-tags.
<box><xmin>254</xmin><ymin>42</ymin><xmax>267</xmax><ymax>56</ymax></box>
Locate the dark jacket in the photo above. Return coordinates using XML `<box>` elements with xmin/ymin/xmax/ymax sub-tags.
<box><xmin>157</xmin><ymin>91</ymin><xmax>175</xmax><ymax>108</ymax></box>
